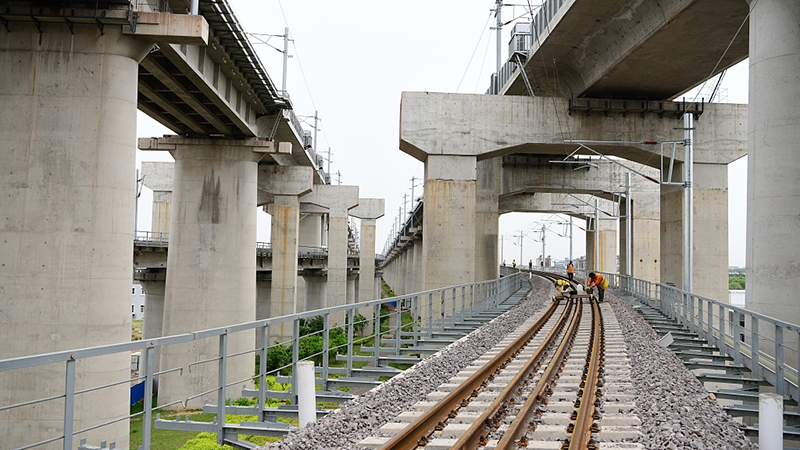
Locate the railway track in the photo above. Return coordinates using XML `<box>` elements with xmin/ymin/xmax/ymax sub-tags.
<box><xmin>359</xmin><ymin>273</ymin><xmax>643</xmax><ymax>450</ymax></box>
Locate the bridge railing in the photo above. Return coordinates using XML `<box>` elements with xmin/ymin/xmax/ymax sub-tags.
<box><xmin>600</xmin><ymin>271</ymin><xmax>800</xmax><ymax>401</ymax></box>
<box><xmin>0</xmin><ymin>273</ymin><xmax>524</xmax><ymax>450</ymax></box>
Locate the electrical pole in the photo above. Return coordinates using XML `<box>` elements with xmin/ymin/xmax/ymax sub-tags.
<box><xmin>625</xmin><ymin>172</ymin><xmax>632</xmax><ymax>277</ymax></box>
<box><xmin>495</xmin><ymin>0</ymin><xmax>503</xmax><ymax>75</ymax></box>
<box><xmin>541</xmin><ymin>224</ymin><xmax>546</xmax><ymax>268</ymax></box>
<box><xmin>594</xmin><ymin>198</ymin><xmax>599</xmax><ymax>272</ymax></box>
<box><xmin>569</xmin><ymin>216</ymin><xmax>573</xmax><ymax>263</ymax></box>
<box><xmin>281</xmin><ymin>28</ymin><xmax>289</xmax><ymax>95</ymax></box>
<box><xmin>313</xmin><ymin>110</ymin><xmax>318</xmax><ymax>160</ymax></box>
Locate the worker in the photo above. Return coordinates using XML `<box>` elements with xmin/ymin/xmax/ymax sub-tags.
<box><xmin>567</xmin><ymin>261</ymin><xmax>575</xmax><ymax>281</ymax></box>
<box><xmin>512</xmin><ymin>259</ymin><xmax>516</xmax><ymax>268</ymax></box>
<box><xmin>585</xmin><ymin>272</ymin><xmax>609</xmax><ymax>302</ymax></box>
<box><xmin>554</xmin><ymin>279</ymin><xmax>575</xmax><ymax>297</ymax></box>
<box><xmin>503</xmin><ymin>260</ymin><xmax>506</xmax><ymax>267</ymax></box>
<box><xmin>528</xmin><ymin>259</ymin><xmax>533</xmax><ymax>270</ymax></box>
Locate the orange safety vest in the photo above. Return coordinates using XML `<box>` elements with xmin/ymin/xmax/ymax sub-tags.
<box><xmin>589</xmin><ymin>274</ymin><xmax>609</xmax><ymax>290</ymax></box>
<box><xmin>567</xmin><ymin>263</ymin><xmax>574</xmax><ymax>274</ymax></box>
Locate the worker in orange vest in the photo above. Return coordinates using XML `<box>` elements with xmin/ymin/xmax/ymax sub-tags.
<box><xmin>585</xmin><ymin>272</ymin><xmax>609</xmax><ymax>302</ymax></box>
<box><xmin>567</xmin><ymin>261</ymin><xmax>574</xmax><ymax>281</ymax></box>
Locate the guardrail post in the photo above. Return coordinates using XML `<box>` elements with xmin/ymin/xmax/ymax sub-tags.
<box><xmin>373</xmin><ymin>304</ymin><xmax>382</xmax><ymax>367</ymax></box>
<box><xmin>291</xmin><ymin>319</ymin><xmax>300</xmax><ymax>405</ymax></box>
<box><xmin>427</xmin><ymin>292</ymin><xmax>434</xmax><ymax>337</ymax></box>
<box><xmin>775</xmin><ymin>326</ymin><xmax>784</xmax><ymax>396</ymax></box>
<box><xmin>733</xmin><ymin>307</ymin><xmax>741</xmax><ymax>365</ymax></box>
<box><xmin>142</xmin><ymin>344</ymin><xmax>155</xmax><ymax>450</ymax></box>
<box><xmin>394</xmin><ymin>302</ymin><xmax>402</xmax><ymax>356</ymax></box>
<box><xmin>346</xmin><ymin>309</ymin><xmax>355</xmax><ymax>377</ymax></box>
<box><xmin>460</xmin><ymin>286</ymin><xmax>466</xmax><ymax>324</ymax></box>
<box><xmin>322</xmin><ymin>313</ymin><xmax>330</xmax><ymax>391</ymax></box>
<box><xmin>751</xmin><ymin>317</ymin><xmax>760</xmax><ymax>380</ymax></box>
<box><xmin>412</xmin><ymin>295</ymin><xmax>420</xmax><ymax>345</ymax></box>
<box><xmin>216</xmin><ymin>333</ymin><xmax>228</xmax><ymax>445</ymax></box>
<box><xmin>258</xmin><ymin>326</ymin><xmax>268</xmax><ymax>418</ymax></box>
<box><xmin>64</xmin><ymin>358</ymin><xmax>76</xmax><ymax>450</ymax></box>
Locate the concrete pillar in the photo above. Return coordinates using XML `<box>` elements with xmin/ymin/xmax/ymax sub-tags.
<box><xmin>350</xmin><ymin>199</ymin><xmax>385</xmax><ymax>303</ymax></box>
<box><xmin>422</xmin><ymin>155</ymin><xmax>477</xmax><ymax>292</ymax></box>
<box><xmin>299</xmin><ymin>213</ymin><xmax>324</xmax><ymax>247</ymax></box>
<box><xmin>256</xmin><ymin>274</ymin><xmax>272</xmax><ymax>347</ymax></box>
<box><xmin>661</xmin><ymin>162</ymin><xmax>729</xmax><ymax>303</ymax></box>
<box><xmin>142</xmin><ymin>138</ymin><xmax>273</xmax><ymax>409</ymax></box>
<box><xmin>304</xmin><ymin>273</ymin><xmax>327</xmax><ymax>312</ymax></box>
<box><xmin>620</xmin><ymin>176</ymin><xmax>661</xmax><ymax>283</ymax></box>
<box><xmin>586</xmin><ymin>216</ymin><xmax>617</xmax><ymax>274</ymax></box>
<box><xmin>301</xmin><ymin>185</ymin><xmax>359</xmax><ymax>326</ymax></box>
<box><xmin>405</xmin><ymin>244</ymin><xmax>416</xmax><ymax>295</ymax></box>
<box><xmin>141</xmin><ymin>161</ymin><xmax>175</xmax><ymax>235</ymax></box>
<box><xmin>0</xmin><ymin>23</ymin><xmax>153</xmax><ymax>448</ymax></box>
<box><xmin>261</xmin><ymin>165</ymin><xmax>313</xmax><ymax>344</ymax></box>
<box><xmin>746</xmin><ymin>0</ymin><xmax>800</xmax><ymax>329</ymax></box>
<box><xmin>347</xmin><ymin>272</ymin><xmax>358</xmax><ymax>304</ymax></box>
<box><xmin>138</xmin><ymin>271</ymin><xmax>167</xmax><ymax>384</ymax></box>
<box><xmin>476</xmin><ymin>158</ymin><xmax>501</xmax><ymax>281</ymax></box>
<box><xmin>413</xmin><ymin>239</ymin><xmax>424</xmax><ymax>294</ymax></box>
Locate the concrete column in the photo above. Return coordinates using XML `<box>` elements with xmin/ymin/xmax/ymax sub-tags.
<box><xmin>746</xmin><ymin>0</ymin><xmax>800</xmax><ymax>329</ymax></box>
<box><xmin>476</xmin><ymin>158</ymin><xmax>501</xmax><ymax>281</ymax></box>
<box><xmin>0</xmin><ymin>23</ymin><xmax>153</xmax><ymax>448</ymax></box>
<box><xmin>620</xmin><ymin>176</ymin><xmax>661</xmax><ymax>283</ymax></box>
<box><xmin>141</xmin><ymin>161</ymin><xmax>175</xmax><ymax>235</ymax></box>
<box><xmin>144</xmin><ymin>138</ymin><xmax>270</xmax><ymax>409</ymax></box>
<box><xmin>138</xmin><ymin>271</ymin><xmax>166</xmax><ymax>390</ymax></box>
<box><xmin>256</xmin><ymin>274</ymin><xmax>272</xmax><ymax>347</ymax></box>
<box><xmin>301</xmin><ymin>185</ymin><xmax>359</xmax><ymax>326</ymax></box>
<box><xmin>304</xmin><ymin>273</ymin><xmax>327</xmax><ymax>312</ymax></box>
<box><xmin>350</xmin><ymin>199</ymin><xmax>385</xmax><ymax>303</ymax></box>
<box><xmin>347</xmin><ymin>272</ymin><xmax>358</xmax><ymax>304</ymax></box>
<box><xmin>661</xmin><ymin>163</ymin><xmax>729</xmax><ymax>303</ymax></box>
<box><xmin>423</xmin><ymin>155</ymin><xmax>477</xmax><ymax>292</ymax></box>
<box><xmin>586</xmin><ymin>216</ymin><xmax>617</xmax><ymax>273</ymax></box>
<box><xmin>413</xmin><ymin>239</ymin><xmax>424</xmax><ymax>294</ymax></box>
<box><xmin>261</xmin><ymin>165</ymin><xmax>313</xmax><ymax>344</ymax></box>
<box><xmin>299</xmin><ymin>213</ymin><xmax>324</xmax><ymax>247</ymax></box>
<box><xmin>405</xmin><ymin>244</ymin><xmax>416</xmax><ymax>295</ymax></box>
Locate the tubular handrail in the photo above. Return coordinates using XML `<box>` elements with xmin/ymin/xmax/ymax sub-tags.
<box><xmin>0</xmin><ymin>273</ymin><xmax>524</xmax><ymax>450</ymax></box>
<box><xmin>600</xmin><ymin>271</ymin><xmax>800</xmax><ymax>402</ymax></box>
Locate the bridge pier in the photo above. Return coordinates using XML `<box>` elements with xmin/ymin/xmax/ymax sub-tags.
<box><xmin>141</xmin><ymin>138</ymin><xmax>267</xmax><ymax>409</ymax></box>
<box><xmin>301</xmin><ymin>185</ymin><xmax>359</xmax><ymax>326</ymax></box>
<box><xmin>350</xmin><ymin>199</ymin><xmax>385</xmax><ymax>302</ymax></box>
<box><xmin>586</xmin><ymin>216</ymin><xmax>618</xmax><ymax>274</ymax></box>
<box><xmin>660</xmin><ymin>162</ymin><xmax>730</xmax><ymax>303</ymax></box>
<box><xmin>0</xmin><ymin>21</ymin><xmax>156</xmax><ymax>447</ymax></box>
<box><xmin>746</xmin><ymin>0</ymin><xmax>800</xmax><ymax>331</ymax></box>
<box><xmin>261</xmin><ymin>165</ymin><xmax>314</xmax><ymax>344</ymax></box>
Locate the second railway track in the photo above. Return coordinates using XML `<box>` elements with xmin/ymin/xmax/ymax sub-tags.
<box><xmin>360</xmin><ymin>274</ymin><xmax>643</xmax><ymax>450</ymax></box>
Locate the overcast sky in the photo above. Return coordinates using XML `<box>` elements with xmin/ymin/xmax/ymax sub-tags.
<box><xmin>135</xmin><ymin>0</ymin><xmax>750</xmax><ymax>268</ymax></box>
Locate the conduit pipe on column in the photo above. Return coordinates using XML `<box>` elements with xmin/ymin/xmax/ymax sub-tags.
<box><xmin>190</xmin><ymin>0</ymin><xmax>198</xmax><ymax>15</ymax></box>
<box><xmin>297</xmin><ymin>361</ymin><xmax>317</xmax><ymax>428</ymax></box>
<box><xmin>683</xmin><ymin>113</ymin><xmax>694</xmax><ymax>293</ymax></box>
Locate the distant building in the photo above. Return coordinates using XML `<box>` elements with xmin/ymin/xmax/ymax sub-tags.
<box><xmin>132</xmin><ymin>284</ymin><xmax>145</xmax><ymax>320</ymax></box>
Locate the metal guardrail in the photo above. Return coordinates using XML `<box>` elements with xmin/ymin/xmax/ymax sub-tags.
<box><xmin>602</xmin><ymin>271</ymin><xmax>800</xmax><ymax>401</ymax></box>
<box><xmin>0</xmin><ymin>273</ymin><xmax>524</xmax><ymax>450</ymax></box>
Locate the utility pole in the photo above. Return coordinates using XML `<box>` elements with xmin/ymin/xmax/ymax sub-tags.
<box><xmin>281</xmin><ymin>27</ymin><xmax>290</xmax><ymax>96</ymax></box>
<box><xmin>625</xmin><ymin>172</ymin><xmax>632</xmax><ymax>277</ymax></box>
<box><xmin>313</xmin><ymin>110</ymin><xmax>319</xmax><ymax>160</ymax></box>
<box><xmin>569</xmin><ymin>216</ymin><xmax>573</xmax><ymax>263</ymax></box>
<box><xmin>594</xmin><ymin>198</ymin><xmax>599</xmax><ymax>272</ymax></box>
<box><xmin>495</xmin><ymin>0</ymin><xmax>503</xmax><ymax>75</ymax></box>
<box><xmin>541</xmin><ymin>224</ymin><xmax>546</xmax><ymax>268</ymax></box>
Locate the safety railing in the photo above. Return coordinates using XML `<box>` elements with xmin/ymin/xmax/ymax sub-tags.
<box><xmin>0</xmin><ymin>273</ymin><xmax>524</xmax><ymax>450</ymax></box>
<box><xmin>601</xmin><ymin>271</ymin><xmax>800</xmax><ymax>401</ymax></box>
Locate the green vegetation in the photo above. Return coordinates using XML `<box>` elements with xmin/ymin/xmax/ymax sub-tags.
<box><xmin>729</xmin><ymin>274</ymin><xmax>745</xmax><ymax>290</ymax></box>
<box><xmin>381</xmin><ymin>278</ymin><xmax>397</xmax><ymax>298</ymax></box>
<box><xmin>132</xmin><ymin>320</ymin><xmax>143</xmax><ymax>341</ymax></box>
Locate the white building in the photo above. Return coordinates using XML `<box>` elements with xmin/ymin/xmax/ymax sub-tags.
<box><xmin>132</xmin><ymin>284</ymin><xmax>145</xmax><ymax>320</ymax></box>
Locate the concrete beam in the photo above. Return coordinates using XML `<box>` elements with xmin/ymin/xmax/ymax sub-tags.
<box><xmin>399</xmin><ymin>92</ymin><xmax>746</xmax><ymax>166</ymax></box>
<box><xmin>123</xmin><ymin>12</ymin><xmax>209</xmax><ymax>45</ymax></box>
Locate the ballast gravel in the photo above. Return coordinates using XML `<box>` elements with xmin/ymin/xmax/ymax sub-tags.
<box><xmin>261</xmin><ymin>276</ymin><xmax>757</xmax><ymax>450</ymax></box>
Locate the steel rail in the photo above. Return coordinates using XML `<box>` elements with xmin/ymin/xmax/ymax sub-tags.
<box><xmin>453</xmin><ymin>298</ymin><xmax>581</xmax><ymax>449</ymax></box>
<box><xmin>376</xmin><ymin>299</ymin><xmax>562</xmax><ymax>450</ymax></box>
<box><xmin>568</xmin><ymin>297</ymin><xmax>604</xmax><ymax>449</ymax></box>
<box><xmin>491</xmin><ymin>297</ymin><xmax>585</xmax><ymax>449</ymax></box>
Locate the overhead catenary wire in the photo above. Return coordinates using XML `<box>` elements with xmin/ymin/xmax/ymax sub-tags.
<box><xmin>456</xmin><ymin>11</ymin><xmax>493</xmax><ymax>92</ymax></box>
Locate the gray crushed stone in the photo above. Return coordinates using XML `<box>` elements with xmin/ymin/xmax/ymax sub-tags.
<box><xmin>261</xmin><ymin>277</ymin><xmax>756</xmax><ymax>450</ymax></box>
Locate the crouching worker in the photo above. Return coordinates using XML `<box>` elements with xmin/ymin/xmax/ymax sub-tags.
<box><xmin>554</xmin><ymin>279</ymin><xmax>576</xmax><ymax>299</ymax></box>
<box><xmin>585</xmin><ymin>272</ymin><xmax>609</xmax><ymax>302</ymax></box>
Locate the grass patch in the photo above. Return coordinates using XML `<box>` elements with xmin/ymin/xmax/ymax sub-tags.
<box><xmin>132</xmin><ymin>320</ymin><xmax>143</xmax><ymax>341</ymax></box>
